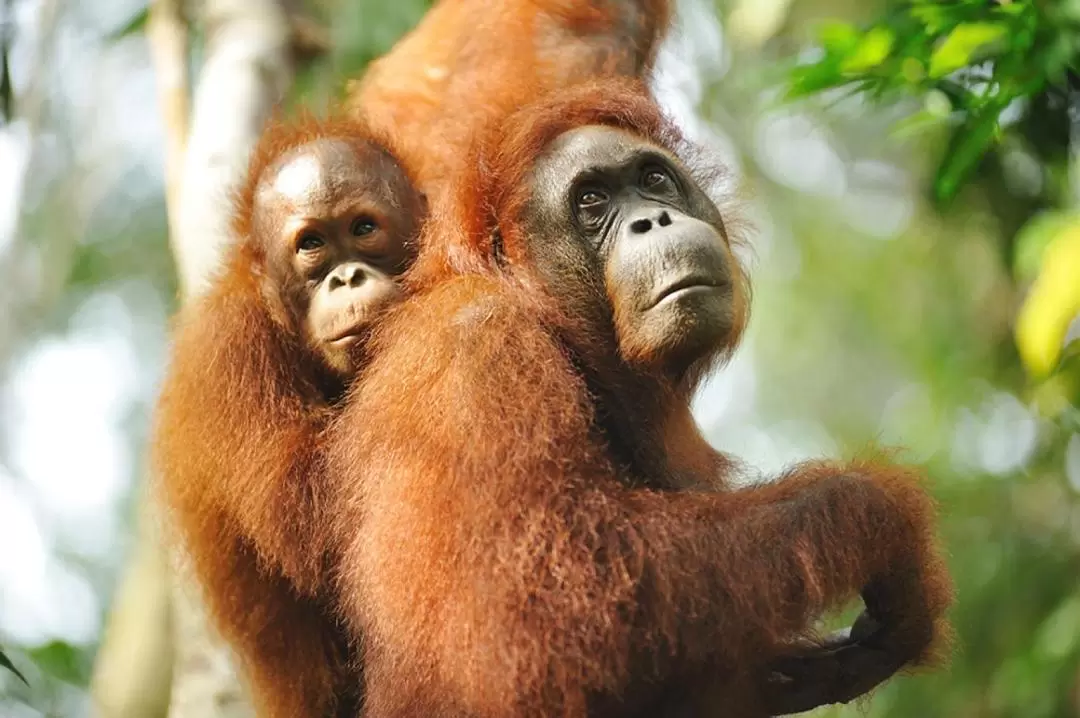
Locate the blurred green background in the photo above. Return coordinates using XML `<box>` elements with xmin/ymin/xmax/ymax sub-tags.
<box><xmin>0</xmin><ymin>0</ymin><xmax>1078</xmax><ymax>716</ymax></box>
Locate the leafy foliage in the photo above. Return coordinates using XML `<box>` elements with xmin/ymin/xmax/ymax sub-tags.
<box><xmin>786</xmin><ymin>0</ymin><xmax>1080</xmax><ymax>405</ymax></box>
<box><xmin>788</xmin><ymin>0</ymin><xmax>1080</xmax><ymax>205</ymax></box>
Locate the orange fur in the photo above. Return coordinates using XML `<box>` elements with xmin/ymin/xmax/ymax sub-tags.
<box><xmin>326</xmin><ymin>79</ymin><xmax>953</xmax><ymax>717</ymax></box>
<box><xmin>152</xmin><ymin>115</ymin><xmax>418</xmax><ymax>718</ymax></box>
<box><xmin>347</xmin><ymin>0</ymin><xmax>673</xmax><ymax>195</ymax></box>
<box><xmin>155</xmin><ymin>0</ymin><xmax>680</xmax><ymax>712</ymax></box>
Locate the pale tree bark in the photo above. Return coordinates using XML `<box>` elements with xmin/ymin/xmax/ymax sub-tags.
<box><xmin>171</xmin><ymin>0</ymin><xmax>293</xmax><ymax>299</ymax></box>
<box><xmin>87</xmin><ymin>0</ymin><xmax>189</xmax><ymax>715</ymax></box>
<box><xmin>167</xmin><ymin>3</ymin><xmax>295</xmax><ymax>714</ymax></box>
<box><xmin>725</xmin><ymin>0</ymin><xmax>792</xmax><ymax>49</ymax></box>
<box><xmin>91</xmin><ymin>0</ymin><xmax>296</xmax><ymax>716</ymax></box>
<box><xmin>90</xmin><ymin>488</ymin><xmax>176</xmax><ymax>718</ymax></box>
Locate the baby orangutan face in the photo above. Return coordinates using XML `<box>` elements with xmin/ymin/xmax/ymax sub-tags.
<box><xmin>253</xmin><ymin>137</ymin><xmax>424</xmax><ymax>377</ymax></box>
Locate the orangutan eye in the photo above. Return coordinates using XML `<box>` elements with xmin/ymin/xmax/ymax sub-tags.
<box><xmin>576</xmin><ymin>189</ymin><xmax>609</xmax><ymax>209</ymax></box>
<box><xmin>296</xmin><ymin>231</ymin><xmax>325</xmax><ymax>252</ymax></box>
<box><xmin>573</xmin><ymin>188</ymin><xmax>611</xmax><ymax>235</ymax></box>
<box><xmin>350</xmin><ymin>216</ymin><xmax>378</xmax><ymax>236</ymax></box>
<box><xmin>642</xmin><ymin>167</ymin><xmax>671</xmax><ymax>189</ymax></box>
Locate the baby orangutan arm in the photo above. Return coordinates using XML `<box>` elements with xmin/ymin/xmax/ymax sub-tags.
<box><xmin>154</xmin><ymin>273</ymin><xmax>336</xmax><ymax>592</ymax></box>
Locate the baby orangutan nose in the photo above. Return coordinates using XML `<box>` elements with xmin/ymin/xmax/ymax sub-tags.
<box><xmin>328</xmin><ymin>262</ymin><xmax>371</xmax><ymax>291</ymax></box>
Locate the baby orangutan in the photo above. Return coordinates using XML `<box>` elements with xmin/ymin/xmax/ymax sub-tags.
<box><xmin>250</xmin><ymin>120</ymin><xmax>422</xmax><ymax>384</ymax></box>
<box><xmin>152</xmin><ymin>116</ymin><xmax>424</xmax><ymax>718</ymax></box>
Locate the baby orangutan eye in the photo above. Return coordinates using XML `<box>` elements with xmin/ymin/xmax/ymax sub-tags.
<box><xmin>296</xmin><ymin>231</ymin><xmax>325</xmax><ymax>252</ymax></box>
<box><xmin>350</xmin><ymin>216</ymin><xmax>378</xmax><ymax>236</ymax></box>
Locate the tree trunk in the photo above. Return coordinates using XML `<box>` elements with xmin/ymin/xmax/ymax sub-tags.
<box><xmin>91</xmin><ymin>0</ymin><xmax>294</xmax><ymax>715</ymax></box>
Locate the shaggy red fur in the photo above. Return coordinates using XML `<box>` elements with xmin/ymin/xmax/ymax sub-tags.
<box><xmin>152</xmin><ymin>115</ymin><xmax>417</xmax><ymax>718</ymax></box>
<box><xmin>326</xmin><ymin>77</ymin><xmax>953</xmax><ymax>717</ymax></box>
<box><xmin>153</xmin><ymin>0</ymin><xmax>681</xmax><ymax>713</ymax></box>
<box><xmin>348</xmin><ymin>0</ymin><xmax>673</xmax><ymax>194</ymax></box>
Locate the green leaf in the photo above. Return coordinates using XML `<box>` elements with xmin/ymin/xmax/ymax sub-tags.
<box><xmin>911</xmin><ymin>4</ymin><xmax>950</xmax><ymax>34</ymax></box>
<box><xmin>933</xmin><ymin>107</ymin><xmax>1001</xmax><ymax>203</ymax></box>
<box><xmin>106</xmin><ymin>6</ymin><xmax>150</xmax><ymax>42</ymax></box>
<box><xmin>28</xmin><ymin>641</ymin><xmax>88</xmax><ymax>686</ymax></box>
<box><xmin>0</xmin><ymin>646</ymin><xmax>29</xmax><ymax>686</ymax></box>
<box><xmin>787</xmin><ymin>61</ymin><xmax>847</xmax><ymax>98</ymax></box>
<box><xmin>818</xmin><ymin>21</ymin><xmax>860</xmax><ymax>54</ymax></box>
<box><xmin>928</xmin><ymin>22</ymin><xmax>1008</xmax><ymax>78</ymax></box>
<box><xmin>840</xmin><ymin>26</ymin><xmax>895</xmax><ymax>74</ymax></box>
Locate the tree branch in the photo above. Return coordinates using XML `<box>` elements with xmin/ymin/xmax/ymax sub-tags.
<box><xmin>91</xmin><ymin>0</ymin><xmax>295</xmax><ymax>716</ymax></box>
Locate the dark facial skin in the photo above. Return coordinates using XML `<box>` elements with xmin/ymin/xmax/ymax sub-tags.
<box><xmin>525</xmin><ymin>125</ymin><xmax>737</xmax><ymax>381</ymax></box>
<box><xmin>253</xmin><ymin>137</ymin><xmax>423</xmax><ymax>378</ymax></box>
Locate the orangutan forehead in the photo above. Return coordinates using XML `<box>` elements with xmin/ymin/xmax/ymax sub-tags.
<box><xmin>531</xmin><ymin>125</ymin><xmax>679</xmax><ymax>185</ymax></box>
<box><xmin>269</xmin><ymin>149</ymin><xmax>325</xmax><ymax>201</ymax></box>
<box><xmin>261</xmin><ymin>138</ymin><xmax>382</xmax><ymax>204</ymax></box>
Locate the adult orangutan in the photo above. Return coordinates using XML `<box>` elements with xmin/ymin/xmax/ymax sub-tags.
<box><xmin>152</xmin><ymin>115</ymin><xmax>425</xmax><ymax>718</ymax></box>
<box><xmin>326</xmin><ymin>77</ymin><xmax>953</xmax><ymax>717</ymax></box>
<box><xmin>348</xmin><ymin>0</ymin><xmax>672</xmax><ymax>192</ymax></box>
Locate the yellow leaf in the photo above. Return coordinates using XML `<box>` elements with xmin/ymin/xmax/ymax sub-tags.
<box><xmin>1015</xmin><ymin>223</ymin><xmax>1080</xmax><ymax>377</ymax></box>
<box><xmin>840</xmin><ymin>27</ymin><xmax>894</xmax><ymax>74</ymax></box>
<box><xmin>929</xmin><ymin>22</ymin><xmax>1007</xmax><ymax>78</ymax></box>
